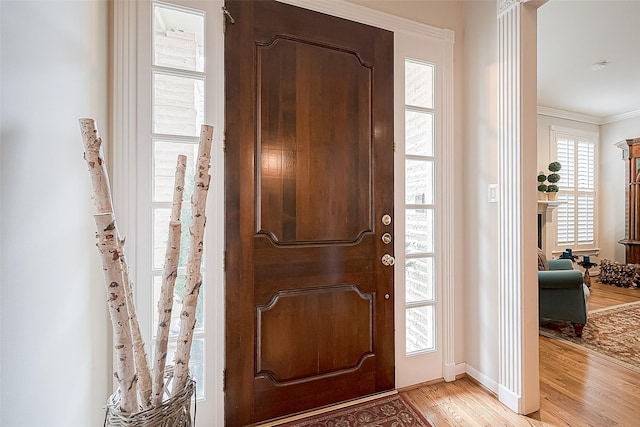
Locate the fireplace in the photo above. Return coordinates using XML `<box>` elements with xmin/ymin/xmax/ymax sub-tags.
<box><xmin>538</xmin><ymin>201</ymin><xmax>563</xmax><ymax>255</ymax></box>
<box><xmin>538</xmin><ymin>213</ymin><xmax>543</xmax><ymax>249</ymax></box>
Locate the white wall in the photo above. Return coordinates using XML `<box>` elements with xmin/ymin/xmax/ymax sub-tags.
<box><xmin>462</xmin><ymin>0</ymin><xmax>500</xmax><ymax>390</ymax></box>
<box><xmin>0</xmin><ymin>1</ymin><xmax>110</xmax><ymax>426</ymax></box>
<box><xmin>600</xmin><ymin>116</ymin><xmax>640</xmax><ymax>262</ymax></box>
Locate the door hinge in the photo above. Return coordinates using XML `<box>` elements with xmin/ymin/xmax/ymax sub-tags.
<box><xmin>223</xmin><ymin>250</ymin><xmax>226</xmax><ymax>271</ymax></box>
<box><xmin>393</xmin><ymin>142</ymin><xmax>397</xmax><ymax>153</ymax></box>
<box><xmin>223</xmin><ymin>131</ymin><xmax>226</xmax><ymax>153</ymax></box>
<box><xmin>222</xmin><ymin>369</ymin><xmax>226</xmax><ymax>391</ymax></box>
<box><xmin>222</xmin><ymin>6</ymin><xmax>235</xmax><ymax>33</ymax></box>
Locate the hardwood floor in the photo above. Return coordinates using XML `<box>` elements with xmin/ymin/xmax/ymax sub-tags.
<box><xmin>402</xmin><ymin>281</ymin><xmax>640</xmax><ymax>426</ymax></box>
<box><xmin>587</xmin><ymin>281</ymin><xmax>640</xmax><ymax>311</ymax></box>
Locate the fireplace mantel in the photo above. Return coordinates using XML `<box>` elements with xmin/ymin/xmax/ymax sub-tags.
<box><xmin>537</xmin><ymin>200</ymin><xmax>563</xmax><ymax>214</ymax></box>
<box><xmin>538</xmin><ymin>200</ymin><xmax>564</xmax><ymax>254</ymax></box>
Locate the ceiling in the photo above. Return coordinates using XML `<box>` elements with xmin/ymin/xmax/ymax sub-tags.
<box><xmin>537</xmin><ymin>0</ymin><xmax>640</xmax><ymax>120</ymax></box>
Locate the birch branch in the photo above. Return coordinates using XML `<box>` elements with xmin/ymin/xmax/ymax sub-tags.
<box><xmin>152</xmin><ymin>155</ymin><xmax>187</xmax><ymax>405</ymax></box>
<box><xmin>121</xmin><ymin>250</ymin><xmax>153</xmax><ymax>410</ymax></box>
<box><xmin>172</xmin><ymin>125</ymin><xmax>213</xmax><ymax>395</ymax></box>
<box><xmin>79</xmin><ymin>118</ymin><xmax>114</xmax><ymax>214</ymax></box>
<box><xmin>94</xmin><ymin>214</ymin><xmax>138</xmax><ymax>413</ymax></box>
<box><xmin>80</xmin><ymin>118</ymin><xmax>144</xmax><ymax>412</ymax></box>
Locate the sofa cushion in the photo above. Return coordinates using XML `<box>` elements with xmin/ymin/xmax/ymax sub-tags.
<box><xmin>537</xmin><ymin>248</ymin><xmax>549</xmax><ymax>271</ymax></box>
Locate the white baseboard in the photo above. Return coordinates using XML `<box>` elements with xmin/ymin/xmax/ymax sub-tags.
<box><xmin>465</xmin><ymin>364</ymin><xmax>499</xmax><ymax>394</ymax></box>
<box><xmin>498</xmin><ymin>384</ymin><xmax>520</xmax><ymax>413</ymax></box>
<box><xmin>444</xmin><ymin>362</ymin><xmax>467</xmax><ymax>381</ymax></box>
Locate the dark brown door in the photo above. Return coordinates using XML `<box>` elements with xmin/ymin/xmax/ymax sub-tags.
<box><xmin>224</xmin><ymin>1</ymin><xmax>394</xmax><ymax>425</ymax></box>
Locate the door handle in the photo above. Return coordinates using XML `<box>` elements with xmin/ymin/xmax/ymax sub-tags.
<box><xmin>381</xmin><ymin>254</ymin><xmax>395</xmax><ymax>266</ymax></box>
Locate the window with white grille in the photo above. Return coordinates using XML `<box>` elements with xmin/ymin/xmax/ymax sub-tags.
<box><xmin>551</xmin><ymin>127</ymin><xmax>598</xmax><ymax>253</ymax></box>
<box><xmin>150</xmin><ymin>1</ymin><xmax>207</xmax><ymax>400</ymax></box>
<box><xmin>121</xmin><ymin>1</ymin><xmax>223</xmax><ymax>422</ymax></box>
<box><xmin>403</xmin><ymin>59</ymin><xmax>436</xmax><ymax>355</ymax></box>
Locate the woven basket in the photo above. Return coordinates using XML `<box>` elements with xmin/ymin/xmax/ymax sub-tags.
<box><xmin>104</xmin><ymin>375</ymin><xmax>195</xmax><ymax>427</ymax></box>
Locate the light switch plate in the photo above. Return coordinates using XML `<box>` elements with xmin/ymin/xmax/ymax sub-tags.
<box><xmin>488</xmin><ymin>184</ymin><xmax>498</xmax><ymax>203</ymax></box>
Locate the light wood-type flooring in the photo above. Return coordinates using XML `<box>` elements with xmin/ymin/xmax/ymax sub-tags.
<box><xmin>401</xmin><ymin>281</ymin><xmax>640</xmax><ymax>426</ymax></box>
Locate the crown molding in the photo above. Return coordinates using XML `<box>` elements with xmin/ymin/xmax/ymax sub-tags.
<box><xmin>537</xmin><ymin>106</ymin><xmax>602</xmax><ymax>125</ymax></box>
<box><xmin>602</xmin><ymin>109</ymin><xmax>640</xmax><ymax>125</ymax></box>
<box><xmin>277</xmin><ymin>0</ymin><xmax>454</xmax><ymax>41</ymax></box>
<box><xmin>538</xmin><ymin>106</ymin><xmax>640</xmax><ymax>126</ymax></box>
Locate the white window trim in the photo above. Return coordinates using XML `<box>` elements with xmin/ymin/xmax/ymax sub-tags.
<box><xmin>549</xmin><ymin>125</ymin><xmax>600</xmax><ymax>256</ymax></box>
<box><xmin>112</xmin><ymin>1</ymin><xmax>225</xmax><ymax>425</ymax></box>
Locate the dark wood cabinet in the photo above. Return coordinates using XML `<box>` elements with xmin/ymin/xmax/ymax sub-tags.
<box><xmin>618</xmin><ymin>137</ymin><xmax>640</xmax><ymax>263</ymax></box>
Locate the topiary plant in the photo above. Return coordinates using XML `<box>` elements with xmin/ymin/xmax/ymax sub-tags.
<box><xmin>547</xmin><ymin>172</ymin><xmax>560</xmax><ymax>185</ymax></box>
<box><xmin>537</xmin><ymin>172</ymin><xmax>547</xmax><ymax>182</ymax></box>
<box><xmin>546</xmin><ymin>162</ymin><xmax>562</xmax><ymax>192</ymax></box>
<box><xmin>537</xmin><ymin>172</ymin><xmax>548</xmax><ymax>192</ymax></box>
<box><xmin>548</xmin><ymin>162</ymin><xmax>562</xmax><ymax>172</ymax></box>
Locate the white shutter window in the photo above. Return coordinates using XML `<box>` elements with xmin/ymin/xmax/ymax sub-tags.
<box><xmin>556</xmin><ymin>193</ymin><xmax>575</xmax><ymax>244</ymax></box>
<box><xmin>556</xmin><ymin>138</ymin><xmax>574</xmax><ymax>190</ymax></box>
<box><xmin>577</xmin><ymin>141</ymin><xmax>595</xmax><ymax>191</ymax></box>
<box><xmin>551</xmin><ymin>127</ymin><xmax>598</xmax><ymax>253</ymax></box>
<box><xmin>577</xmin><ymin>194</ymin><xmax>595</xmax><ymax>243</ymax></box>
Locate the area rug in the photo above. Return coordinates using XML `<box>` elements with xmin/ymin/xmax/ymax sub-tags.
<box><xmin>539</xmin><ymin>301</ymin><xmax>640</xmax><ymax>373</ymax></box>
<box><xmin>276</xmin><ymin>393</ymin><xmax>432</xmax><ymax>427</ymax></box>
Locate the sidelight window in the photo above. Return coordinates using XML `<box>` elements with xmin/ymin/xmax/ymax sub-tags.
<box><xmin>149</xmin><ymin>2</ymin><xmax>207</xmax><ymax>399</ymax></box>
<box><xmin>403</xmin><ymin>59</ymin><xmax>436</xmax><ymax>355</ymax></box>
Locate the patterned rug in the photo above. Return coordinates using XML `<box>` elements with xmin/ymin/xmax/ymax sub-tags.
<box><xmin>539</xmin><ymin>301</ymin><xmax>640</xmax><ymax>373</ymax></box>
<box><xmin>276</xmin><ymin>393</ymin><xmax>432</xmax><ymax>427</ymax></box>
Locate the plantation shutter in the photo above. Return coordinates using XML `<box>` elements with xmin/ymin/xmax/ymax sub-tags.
<box><xmin>577</xmin><ymin>141</ymin><xmax>595</xmax><ymax>244</ymax></box>
<box><xmin>555</xmin><ymin>137</ymin><xmax>596</xmax><ymax>247</ymax></box>
<box><xmin>556</xmin><ymin>139</ymin><xmax>575</xmax><ymax>244</ymax></box>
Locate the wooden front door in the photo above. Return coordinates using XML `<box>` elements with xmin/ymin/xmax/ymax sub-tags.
<box><xmin>224</xmin><ymin>1</ymin><xmax>394</xmax><ymax>425</ymax></box>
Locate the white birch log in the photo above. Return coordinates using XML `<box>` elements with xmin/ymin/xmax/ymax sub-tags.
<box><xmin>80</xmin><ymin>118</ymin><xmax>147</xmax><ymax>411</ymax></box>
<box><xmin>121</xmin><ymin>253</ymin><xmax>153</xmax><ymax>410</ymax></box>
<box><xmin>94</xmin><ymin>213</ymin><xmax>138</xmax><ymax>413</ymax></box>
<box><xmin>79</xmin><ymin>118</ymin><xmax>114</xmax><ymax>213</ymax></box>
<box><xmin>152</xmin><ymin>155</ymin><xmax>187</xmax><ymax>405</ymax></box>
<box><xmin>171</xmin><ymin>125</ymin><xmax>213</xmax><ymax>395</ymax></box>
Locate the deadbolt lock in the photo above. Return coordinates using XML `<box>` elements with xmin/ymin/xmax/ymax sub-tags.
<box><xmin>381</xmin><ymin>254</ymin><xmax>395</xmax><ymax>266</ymax></box>
<box><xmin>381</xmin><ymin>233</ymin><xmax>392</xmax><ymax>244</ymax></box>
<box><xmin>381</xmin><ymin>214</ymin><xmax>392</xmax><ymax>226</ymax></box>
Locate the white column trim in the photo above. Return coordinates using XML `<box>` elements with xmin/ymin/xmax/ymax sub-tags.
<box><xmin>441</xmin><ymin>29</ymin><xmax>456</xmax><ymax>383</ymax></box>
<box><xmin>111</xmin><ymin>0</ymin><xmax>138</xmax><ymax>268</ymax></box>
<box><xmin>497</xmin><ymin>0</ymin><xmax>540</xmax><ymax>414</ymax></box>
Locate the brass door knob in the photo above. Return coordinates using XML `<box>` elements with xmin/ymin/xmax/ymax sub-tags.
<box><xmin>381</xmin><ymin>254</ymin><xmax>395</xmax><ymax>266</ymax></box>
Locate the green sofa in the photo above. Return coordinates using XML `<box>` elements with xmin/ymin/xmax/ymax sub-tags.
<box><xmin>538</xmin><ymin>258</ymin><xmax>590</xmax><ymax>336</ymax></box>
